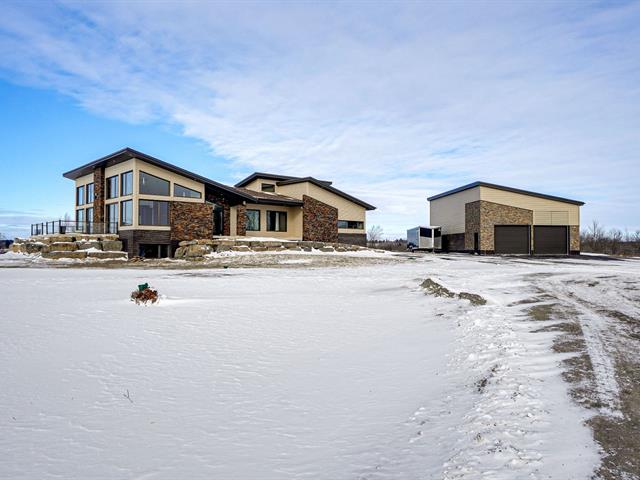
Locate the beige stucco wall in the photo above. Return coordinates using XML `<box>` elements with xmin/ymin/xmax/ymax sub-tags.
<box><xmin>277</xmin><ymin>183</ymin><xmax>367</xmax><ymax>234</ymax></box>
<box><xmin>429</xmin><ymin>187</ymin><xmax>481</xmax><ymax>234</ymax></box>
<box><xmin>242</xmin><ymin>178</ymin><xmax>368</xmax><ymax>235</ymax></box>
<box><xmin>243</xmin><ymin>203</ymin><xmax>303</xmax><ymax>239</ymax></box>
<box><xmin>74</xmin><ymin>158</ymin><xmax>206</xmax><ymax>231</ymax></box>
<box><xmin>229</xmin><ymin>205</ymin><xmax>238</xmax><ymax>236</ymax></box>
<box><xmin>480</xmin><ymin>186</ymin><xmax>580</xmax><ymax>226</ymax></box>
<box><xmin>242</xmin><ymin>178</ymin><xmax>278</xmax><ymax>193</ymax></box>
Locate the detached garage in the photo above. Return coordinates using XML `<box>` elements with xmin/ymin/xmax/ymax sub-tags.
<box><xmin>428</xmin><ymin>181</ymin><xmax>584</xmax><ymax>255</ymax></box>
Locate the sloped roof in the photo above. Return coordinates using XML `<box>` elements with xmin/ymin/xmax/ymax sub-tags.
<box><xmin>235</xmin><ymin>172</ymin><xmax>375</xmax><ymax>210</ymax></box>
<box><xmin>235</xmin><ymin>188</ymin><xmax>303</xmax><ymax>206</ymax></box>
<box><xmin>427</xmin><ymin>181</ymin><xmax>584</xmax><ymax>206</ymax></box>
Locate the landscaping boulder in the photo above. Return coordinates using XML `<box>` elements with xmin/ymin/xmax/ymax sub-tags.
<box><xmin>231</xmin><ymin>245</ymin><xmax>251</xmax><ymax>252</ymax></box>
<box><xmin>86</xmin><ymin>251</ymin><xmax>127</xmax><ymax>260</ymax></box>
<box><xmin>184</xmin><ymin>244</ymin><xmax>211</xmax><ymax>258</ymax></box>
<box><xmin>319</xmin><ymin>246</ymin><xmax>335</xmax><ymax>252</ymax></box>
<box><xmin>42</xmin><ymin>251</ymin><xmax>87</xmax><ymax>260</ymax></box>
<box><xmin>49</xmin><ymin>242</ymin><xmax>78</xmax><ymax>252</ymax></box>
<box><xmin>101</xmin><ymin>240</ymin><xmax>123</xmax><ymax>252</ymax></box>
<box><xmin>77</xmin><ymin>241</ymin><xmax>102</xmax><ymax>250</ymax></box>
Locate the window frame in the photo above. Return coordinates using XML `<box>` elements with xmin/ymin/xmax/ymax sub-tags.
<box><xmin>174</xmin><ymin>183</ymin><xmax>202</xmax><ymax>199</ymax></box>
<box><xmin>76</xmin><ymin>208</ymin><xmax>85</xmax><ymax>224</ymax></box>
<box><xmin>266</xmin><ymin>210</ymin><xmax>287</xmax><ymax>232</ymax></box>
<box><xmin>76</xmin><ymin>185</ymin><xmax>85</xmax><ymax>206</ymax></box>
<box><xmin>120</xmin><ymin>199</ymin><xmax>133</xmax><ymax>226</ymax></box>
<box><xmin>86</xmin><ymin>183</ymin><xmax>94</xmax><ymax>204</ymax></box>
<box><xmin>139</xmin><ymin>170</ymin><xmax>170</xmax><ymax>196</ymax></box>
<box><xmin>337</xmin><ymin>220</ymin><xmax>364</xmax><ymax>230</ymax></box>
<box><xmin>261</xmin><ymin>183</ymin><xmax>276</xmax><ymax>193</ymax></box>
<box><xmin>106</xmin><ymin>175</ymin><xmax>119</xmax><ymax>199</ymax></box>
<box><xmin>120</xmin><ymin>171</ymin><xmax>133</xmax><ymax>196</ymax></box>
<box><xmin>246</xmin><ymin>209</ymin><xmax>261</xmax><ymax>231</ymax></box>
<box><xmin>138</xmin><ymin>199</ymin><xmax>170</xmax><ymax>226</ymax></box>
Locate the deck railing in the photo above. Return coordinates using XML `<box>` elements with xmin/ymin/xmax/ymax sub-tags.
<box><xmin>30</xmin><ymin>220</ymin><xmax>118</xmax><ymax>236</ymax></box>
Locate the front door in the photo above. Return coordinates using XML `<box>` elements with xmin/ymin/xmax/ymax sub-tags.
<box><xmin>213</xmin><ymin>204</ymin><xmax>224</xmax><ymax>236</ymax></box>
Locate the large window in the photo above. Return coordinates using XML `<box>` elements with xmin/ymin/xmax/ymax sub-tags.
<box><xmin>76</xmin><ymin>208</ymin><xmax>84</xmax><ymax>225</ymax></box>
<box><xmin>261</xmin><ymin>183</ymin><xmax>275</xmax><ymax>192</ymax></box>
<box><xmin>246</xmin><ymin>209</ymin><xmax>260</xmax><ymax>231</ymax></box>
<box><xmin>107</xmin><ymin>175</ymin><xmax>118</xmax><ymax>199</ymax></box>
<box><xmin>174</xmin><ymin>183</ymin><xmax>202</xmax><ymax>199</ymax></box>
<box><xmin>86</xmin><ymin>183</ymin><xmax>94</xmax><ymax>204</ymax></box>
<box><xmin>120</xmin><ymin>200</ymin><xmax>133</xmax><ymax>226</ymax></box>
<box><xmin>76</xmin><ymin>185</ymin><xmax>85</xmax><ymax>206</ymax></box>
<box><xmin>139</xmin><ymin>200</ymin><xmax>169</xmax><ymax>226</ymax></box>
<box><xmin>139</xmin><ymin>171</ymin><xmax>170</xmax><ymax>196</ymax></box>
<box><xmin>121</xmin><ymin>171</ymin><xmax>133</xmax><ymax>196</ymax></box>
<box><xmin>266</xmin><ymin>210</ymin><xmax>287</xmax><ymax>232</ymax></box>
<box><xmin>106</xmin><ymin>203</ymin><xmax>118</xmax><ymax>233</ymax></box>
<box><xmin>337</xmin><ymin>220</ymin><xmax>364</xmax><ymax>229</ymax></box>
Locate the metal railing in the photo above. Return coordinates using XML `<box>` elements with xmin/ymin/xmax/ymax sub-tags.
<box><xmin>30</xmin><ymin>220</ymin><xmax>118</xmax><ymax>236</ymax></box>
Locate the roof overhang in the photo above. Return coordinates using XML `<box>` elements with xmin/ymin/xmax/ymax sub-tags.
<box><xmin>427</xmin><ymin>181</ymin><xmax>585</xmax><ymax>206</ymax></box>
<box><xmin>62</xmin><ymin>147</ymin><xmax>256</xmax><ymax>202</ymax></box>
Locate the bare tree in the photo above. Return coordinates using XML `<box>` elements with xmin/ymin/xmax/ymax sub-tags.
<box><xmin>609</xmin><ymin>228</ymin><xmax>623</xmax><ymax>255</ymax></box>
<box><xmin>367</xmin><ymin>225</ymin><xmax>384</xmax><ymax>242</ymax></box>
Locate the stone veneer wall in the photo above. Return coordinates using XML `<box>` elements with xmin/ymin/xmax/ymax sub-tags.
<box><xmin>169</xmin><ymin>201</ymin><xmax>214</xmax><ymax>241</ymax></box>
<box><xmin>466</xmin><ymin>200</ymin><xmax>533</xmax><ymax>253</ymax></box>
<box><xmin>337</xmin><ymin>233</ymin><xmax>367</xmax><ymax>246</ymax></box>
<box><xmin>93</xmin><ymin>166</ymin><xmax>105</xmax><ymax>223</ymax></box>
<box><xmin>570</xmin><ymin>225</ymin><xmax>580</xmax><ymax>253</ymax></box>
<box><xmin>302</xmin><ymin>195</ymin><xmax>338</xmax><ymax>243</ymax></box>
<box><xmin>205</xmin><ymin>191</ymin><xmax>231</xmax><ymax>236</ymax></box>
<box><xmin>236</xmin><ymin>204</ymin><xmax>247</xmax><ymax>236</ymax></box>
<box><xmin>118</xmin><ymin>230</ymin><xmax>171</xmax><ymax>257</ymax></box>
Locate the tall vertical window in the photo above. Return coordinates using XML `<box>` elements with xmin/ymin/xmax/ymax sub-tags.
<box><xmin>86</xmin><ymin>183</ymin><xmax>94</xmax><ymax>204</ymax></box>
<box><xmin>121</xmin><ymin>171</ymin><xmax>133</xmax><ymax>196</ymax></box>
<box><xmin>120</xmin><ymin>200</ymin><xmax>133</xmax><ymax>226</ymax></box>
<box><xmin>139</xmin><ymin>171</ymin><xmax>170</xmax><ymax>196</ymax></box>
<box><xmin>77</xmin><ymin>185</ymin><xmax>85</xmax><ymax>206</ymax></box>
<box><xmin>107</xmin><ymin>176</ymin><xmax>118</xmax><ymax>199</ymax></box>
<box><xmin>246</xmin><ymin>210</ymin><xmax>261</xmax><ymax>231</ymax></box>
<box><xmin>86</xmin><ymin>208</ymin><xmax>94</xmax><ymax>233</ymax></box>
<box><xmin>139</xmin><ymin>200</ymin><xmax>169</xmax><ymax>226</ymax></box>
<box><xmin>266</xmin><ymin>210</ymin><xmax>287</xmax><ymax>232</ymax></box>
<box><xmin>76</xmin><ymin>208</ymin><xmax>85</xmax><ymax>225</ymax></box>
<box><xmin>106</xmin><ymin>203</ymin><xmax>118</xmax><ymax>233</ymax></box>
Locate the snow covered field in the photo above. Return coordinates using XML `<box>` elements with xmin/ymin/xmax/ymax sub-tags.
<box><xmin>1</xmin><ymin>254</ymin><xmax>638</xmax><ymax>479</ymax></box>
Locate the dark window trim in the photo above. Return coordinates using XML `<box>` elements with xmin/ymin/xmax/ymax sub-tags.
<box><xmin>86</xmin><ymin>182</ymin><xmax>94</xmax><ymax>204</ymax></box>
<box><xmin>246</xmin><ymin>209</ymin><xmax>261</xmax><ymax>231</ymax></box>
<box><xmin>120</xmin><ymin>199</ymin><xmax>133</xmax><ymax>226</ymax></box>
<box><xmin>76</xmin><ymin>185</ymin><xmax>85</xmax><ymax>206</ymax></box>
<box><xmin>138</xmin><ymin>199</ymin><xmax>170</xmax><ymax>226</ymax></box>
<box><xmin>174</xmin><ymin>182</ymin><xmax>202</xmax><ymax>199</ymax></box>
<box><xmin>266</xmin><ymin>210</ymin><xmax>287</xmax><ymax>232</ymax></box>
<box><xmin>139</xmin><ymin>170</ymin><xmax>170</xmax><ymax>196</ymax></box>
<box><xmin>261</xmin><ymin>183</ymin><xmax>276</xmax><ymax>192</ymax></box>
<box><xmin>338</xmin><ymin>220</ymin><xmax>364</xmax><ymax>229</ymax></box>
<box><xmin>106</xmin><ymin>175</ymin><xmax>119</xmax><ymax>199</ymax></box>
<box><xmin>120</xmin><ymin>170</ymin><xmax>133</xmax><ymax>196</ymax></box>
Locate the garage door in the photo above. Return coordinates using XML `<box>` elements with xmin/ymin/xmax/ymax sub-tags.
<box><xmin>494</xmin><ymin>225</ymin><xmax>530</xmax><ymax>254</ymax></box>
<box><xmin>534</xmin><ymin>226</ymin><xmax>568</xmax><ymax>255</ymax></box>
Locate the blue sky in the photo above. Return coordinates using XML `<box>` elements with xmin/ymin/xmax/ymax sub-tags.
<box><xmin>0</xmin><ymin>1</ymin><xmax>639</xmax><ymax>239</ymax></box>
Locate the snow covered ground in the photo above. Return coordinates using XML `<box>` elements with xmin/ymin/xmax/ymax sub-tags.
<box><xmin>1</xmin><ymin>253</ymin><xmax>638</xmax><ymax>479</ymax></box>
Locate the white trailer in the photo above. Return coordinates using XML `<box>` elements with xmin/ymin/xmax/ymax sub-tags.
<box><xmin>407</xmin><ymin>226</ymin><xmax>442</xmax><ymax>251</ymax></box>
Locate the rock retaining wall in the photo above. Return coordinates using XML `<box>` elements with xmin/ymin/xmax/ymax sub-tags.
<box><xmin>174</xmin><ymin>239</ymin><xmax>369</xmax><ymax>259</ymax></box>
<box><xmin>10</xmin><ymin>234</ymin><xmax>127</xmax><ymax>260</ymax></box>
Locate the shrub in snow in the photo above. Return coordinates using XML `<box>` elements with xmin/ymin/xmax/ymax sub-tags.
<box><xmin>130</xmin><ymin>284</ymin><xmax>159</xmax><ymax>305</ymax></box>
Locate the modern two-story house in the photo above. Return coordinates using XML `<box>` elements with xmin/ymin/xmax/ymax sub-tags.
<box><xmin>63</xmin><ymin>148</ymin><xmax>375</xmax><ymax>257</ymax></box>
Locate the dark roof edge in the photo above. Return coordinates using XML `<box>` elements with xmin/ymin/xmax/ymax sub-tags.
<box><xmin>278</xmin><ymin>177</ymin><xmax>376</xmax><ymax>210</ymax></box>
<box><xmin>62</xmin><ymin>147</ymin><xmax>255</xmax><ymax>201</ymax></box>
<box><xmin>427</xmin><ymin>181</ymin><xmax>585</xmax><ymax>206</ymax></box>
<box><xmin>234</xmin><ymin>172</ymin><xmax>298</xmax><ymax>187</ymax></box>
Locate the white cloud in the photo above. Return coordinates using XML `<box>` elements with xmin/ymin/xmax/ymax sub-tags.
<box><xmin>0</xmin><ymin>1</ymin><xmax>639</xmax><ymax>236</ymax></box>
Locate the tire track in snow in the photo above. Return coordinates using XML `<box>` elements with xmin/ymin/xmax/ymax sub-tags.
<box><xmin>543</xmin><ymin>278</ymin><xmax>623</xmax><ymax>418</ymax></box>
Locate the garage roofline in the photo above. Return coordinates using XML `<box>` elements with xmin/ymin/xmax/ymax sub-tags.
<box><xmin>427</xmin><ymin>181</ymin><xmax>585</xmax><ymax>206</ymax></box>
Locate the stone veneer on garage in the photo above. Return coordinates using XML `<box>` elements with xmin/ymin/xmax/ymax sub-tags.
<box><xmin>302</xmin><ymin>195</ymin><xmax>338</xmax><ymax>243</ymax></box>
<box><xmin>236</xmin><ymin>204</ymin><xmax>247</xmax><ymax>236</ymax></box>
<box><xmin>569</xmin><ymin>225</ymin><xmax>580</xmax><ymax>254</ymax></box>
<box><xmin>465</xmin><ymin>200</ymin><xmax>533</xmax><ymax>253</ymax></box>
